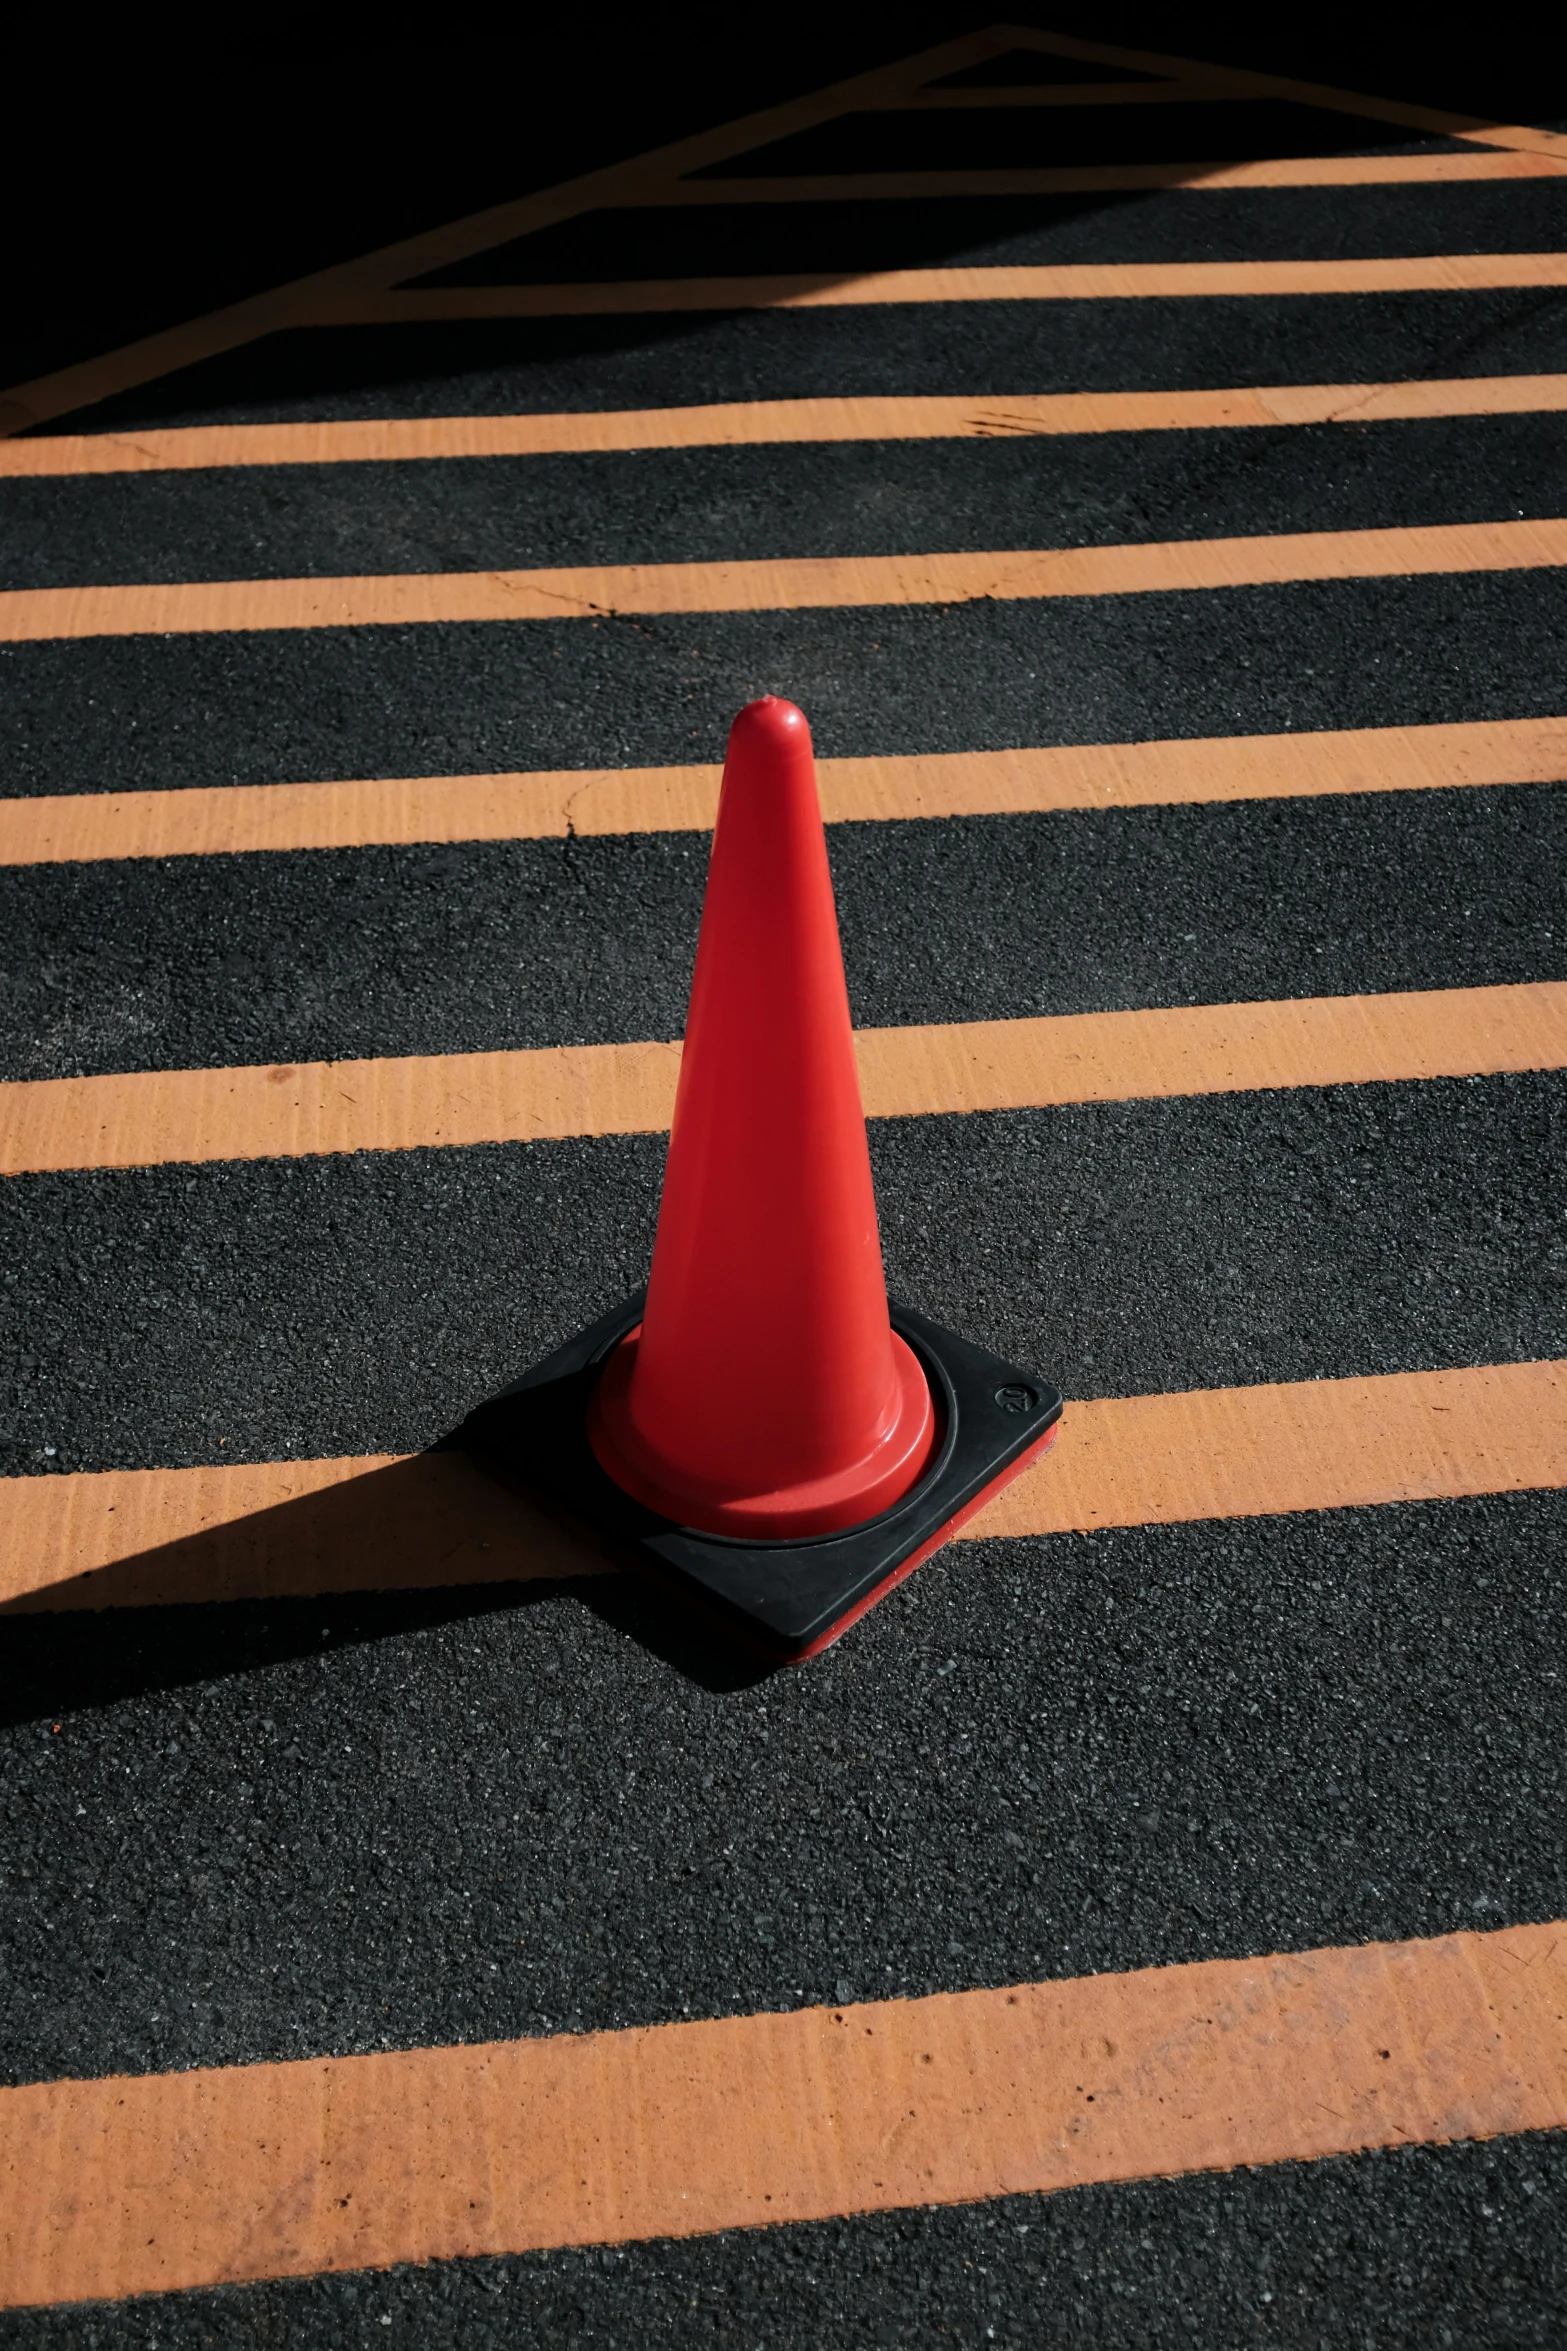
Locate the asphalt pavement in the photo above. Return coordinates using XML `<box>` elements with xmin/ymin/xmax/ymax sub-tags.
<box><xmin>2</xmin><ymin>21</ymin><xmax>1565</xmax><ymax>2345</ymax></box>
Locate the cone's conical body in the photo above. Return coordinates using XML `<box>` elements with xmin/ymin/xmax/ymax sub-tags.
<box><xmin>588</xmin><ymin>697</ymin><xmax>935</xmax><ymax>1536</ymax></box>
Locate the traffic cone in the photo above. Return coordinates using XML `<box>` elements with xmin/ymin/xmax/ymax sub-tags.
<box><xmin>585</xmin><ymin>695</ymin><xmax>937</xmax><ymax>1537</ymax></box>
<box><xmin>462</xmin><ymin>696</ymin><xmax>1062</xmax><ymax>1659</ymax></box>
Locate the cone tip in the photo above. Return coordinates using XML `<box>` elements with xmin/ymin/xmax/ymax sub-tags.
<box><xmin>729</xmin><ymin>695</ymin><xmax>811</xmax><ymax>756</ymax></box>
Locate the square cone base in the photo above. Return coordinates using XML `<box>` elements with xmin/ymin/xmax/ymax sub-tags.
<box><xmin>459</xmin><ymin>1296</ymin><xmax>1062</xmax><ymax>1660</ymax></box>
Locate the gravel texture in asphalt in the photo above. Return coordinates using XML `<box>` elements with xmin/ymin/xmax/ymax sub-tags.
<box><xmin>6</xmin><ymin>571</ymin><xmax>1567</xmax><ymax>797</ymax></box>
<box><xmin>7</xmin><ymin>411</ymin><xmax>1567</xmax><ymax>588</ymax></box>
<box><xmin>4</xmin><ymin>46</ymin><xmax>1566</xmax><ymax>2344</ymax></box>
<box><xmin>3</xmin><ymin>1075</ymin><xmax>1562</xmax><ymax>1475</ymax></box>
<box><xmin>58</xmin><ymin>285</ymin><xmax>1567</xmax><ymax>435</ymax></box>
<box><xmin>2</xmin><ymin>787</ymin><xmax>1562</xmax><ymax>1079</ymax></box>
<box><xmin>4</xmin><ymin>1492</ymin><xmax>1564</xmax><ymax>2085</ymax></box>
<box><xmin>5</xmin><ymin>2133</ymin><xmax>1563</xmax><ymax>2349</ymax></box>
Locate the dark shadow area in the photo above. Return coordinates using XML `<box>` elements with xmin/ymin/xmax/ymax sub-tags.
<box><xmin>684</xmin><ymin>99</ymin><xmax>1471</xmax><ymax>177</ymax></box>
<box><xmin>573</xmin><ymin>1574</ymin><xmax>781</xmax><ymax>1692</ymax></box>
<box><xmin>9</xmin><ymin>5</ymin><xmax>1566</xmax><ymax>409</ymax></box>
<box><xmin>18</xmin><ymin>311</ymin><xmax>893</xmax><ymax>438</ymax></box>
<box><xmin>2</xmin><ymin>6</ymin><xmax>992</xmax><ymax>394</ymax></box>
<box><xmin>0</xmin><ymin>1443</ymin><xmax>779</xmax><ymax>1716</ymax></box>
<box><xmin>0</xmin><ymin>1565</ymin><xmax>777</xmax><ymax>1728</ymax></box>
<box><xmin>930</xmin><ymin>46</ymin><xmax>1167</xmax><ymax>86</ymax></box>
<box><xmin>9</xmin><ymin>10</ymin><xmax>1566</xmax><ymax>434</ymax></box>
<box><xmin>0</xmin><ymin>1580</ymin><xmax>566</xmax><ymax>1729</ymax></box>
<box><xmin>0</xmin><ymin>1451</ymin><xmax>601</xmax><ymax>1616</ymax></box>
<box><xmin>404</xmin><ymin>191</ymin><xmax>1160</xmax><ymax>287</ymax></box>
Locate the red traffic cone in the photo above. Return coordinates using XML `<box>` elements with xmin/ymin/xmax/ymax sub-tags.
<box><xmin>462</xmin><ymin>696</ymin><xmax>1061</xmax><ymax>1659</ymax></box>
<box><xmin>586</xmin><ymin>696</ymin><xmax>936</xmax><ymax>1537</ymax></box>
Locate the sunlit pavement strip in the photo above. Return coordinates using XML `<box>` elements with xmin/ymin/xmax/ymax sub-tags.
<box><xmin>7</xmin><ymin>517</ymin><xmax>1567</xmax><ymax>641</ymax></box>
<box><xmin>2</xmin><ymin>983</ymin><xmax>1560</xmax><ymax>1175</ymax></box>
<box><xmin>6</xmin><ymin>374</ymin><xmax>1567</xmax><ymax>475</ymax></box>
<box><xmin>2</xmin><ymin>1361</ymin><xmax>1562</xmax><ymax>1614</ymax></box>
<box><xmin>4</xmin><ymin>716</ymin><xmax>1564</xmax><ymax>864</ymax></box>
<box><xmin>2</xmin><ymin>1920</ymin><xmax>1564</xmax><ymax>2309</ymax></box>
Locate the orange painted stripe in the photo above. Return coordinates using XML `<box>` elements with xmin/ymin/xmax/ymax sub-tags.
<box><xmin>656</xmin><ymin>151</ymin><xmax>1567</xmax><ymax>200</ymax></box>
<box><xmin>851</xmin><ymin>985</ymin><xmax>1567</xmax><ymax>1120</ymax></box>
<box><xmin>1458</xmin><ymin>123</ymin><xmax>1567</xmax><ymax>163</ymax></box>
<box><xmin>885</xmin><ymin>86</ymin><xmax>1567</xmax><ymax>153</ymax></box>
<box><xmin>1192</xmin><ymin>151</ymin><xmax>1567</xmax><ymax>183</ymax></box>
<box><xmin>0</xmin><ymin>1036</ymin><xmax>681</xmax><ymax>1175</ymax></box>
<box><xmin>0</xmin><ymin>1450</ymin><xmax>602</xmax><ymax>1612</ymax></box>
<box><xmin>332</xmin><ymin>252</ymin><xmax>1567</xmax><ymax>320</ymax></box>
<box><xmin>2</xmin><ymin>983</ymin><xmax>1561</xmax><ymax>1178</ymax></box>
<box><xmin>4</xmin><ymin>1360</ymin><xmax>1561</xmax><ymax>1614</ymax></box>
<box><xmin>8</xmin><ymin>517</ymin><xmax>1567</xmax><ymax>645</ymax></box>
<box><xmin>5</xmin><ymin>716</ymin><xmax>1561</xmax><ymax>866</ymax></box>
<box><xmin>986</xmin><ymin>27</ymin><xmax>1567</xmax><ymax>161</ymax></box>
<box><xmin>0</xmin><ymin>28</ymin><xmax>1011</xmax><ymax>440</ymax></box>
<box><xmin>7</xmin><ymin>373</ymin><xmax>1566</xmax><ymax>478</ymax></box>
<box><xmin>976</xmin><ymin>1358</ymin><xmax>1567</xmax><ymax>1539</ymax></box>
<box><xmin>2</xmin><ymin>1921</ymin><xmax>1563</xmax><ymax>2307</ymax></box>
<box><xmin>5</xmin><ymin>22</ymin><xmax>1557</xmax><ymax>443</ymax></box>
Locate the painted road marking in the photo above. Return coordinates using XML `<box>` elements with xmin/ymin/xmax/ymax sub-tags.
<box><xmin>3</xmin><ymin>1361</ymin><xmax>1562</xmax><ymax>1615</ymax></box>
<box><xmin>2</xmin><ymin>1921</ymin><xmax>1563</xmax><ymax>2307</ymax></box>
<box><xmin>8</xmin><ymin>375</ymin><xmax>1567</xmax><ymax>477</ymax></box>
<box><xmin>3</xmin><ymin>718</ymin><xmax>1562</xmax><ymax>865</ymax></box>
<box><xmin>0</xmin><ymin>26</ymin><xmax>1019</xmax><ymax>438</ymax></box>
<box><xmin>973</xmin><ymin>27</ymin><xmax>1567</xmax><ymax>162</ymax></box>
<box><xmin>6</xmin><ymin>13</ymin><xmax>1560</xmax><ymax>437</ymax></box>
<box><xmin>0</xmin><ymin>1449</ymin><xmax>598</xmax><ymax>1612</ymax></box>
<box><xmin>7</xmin><ymin>24</ymin><xmax>1566</xmax><ymax>2323</ymax></box>
<box><xmin>329</xmin><ymin>252</ymin><xmax>1567</xmax><ymax>321</ymax></box>
<box><xmin>9</xmin><ymin>516</ymin><xmax>1567</xmax><ymax>643</ymax></box>
<box><xmin>647</xmin><ymin>153</ymin><xmax>1567</xmax><ymax>201</ymax></box>
<box><xmin>950</xmin><ymin>25</ymin><xmax>1567</xmax><ymax>160</ymax></box>
<box><xmin>2</xmin><ymin>983</ymin><xmax>1561</xmax><ymax>1176</ymax></box>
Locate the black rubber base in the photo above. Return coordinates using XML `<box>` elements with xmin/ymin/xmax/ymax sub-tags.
<box><xmin>459</xmin><ymin>1295</ymin><xmax>1063</xmax><ymax>1659</ymax></box>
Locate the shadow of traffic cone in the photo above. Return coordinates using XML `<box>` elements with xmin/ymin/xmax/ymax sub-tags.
<box><xmin>461</xmin><ymin>696</ymin><xmax>1062</xmax><ymax>1659</ymax></box>
<box><xmin>586</xmin><ymin>695</ymin><xmax>936</xmax><ymax>1536</ymax></box>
